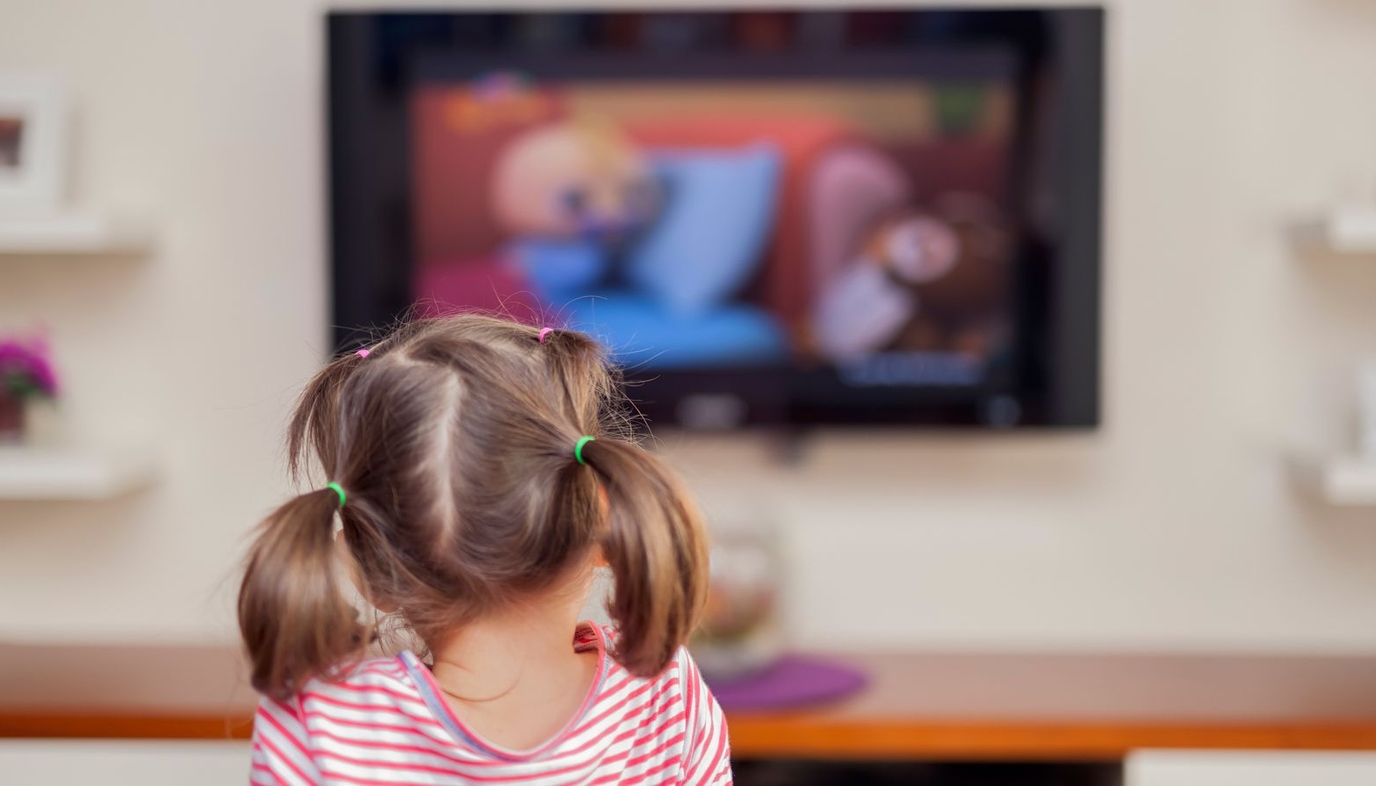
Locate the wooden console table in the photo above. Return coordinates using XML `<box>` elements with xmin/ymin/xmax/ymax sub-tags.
<box><xmin>4</xmin><ymin>643</ymin><xmax>1376</xmax><ymax>761</ymax></box>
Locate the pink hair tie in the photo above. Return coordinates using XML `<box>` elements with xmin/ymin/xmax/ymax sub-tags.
<box><xmin>355</xmin><ymin>348</ymin><xmax>370</xmax><ymax>358</ymax></box>
<box><xmin>537</xmin><ymin>327</ymin><xmax>554</xmax><ymax>344</ymax></box>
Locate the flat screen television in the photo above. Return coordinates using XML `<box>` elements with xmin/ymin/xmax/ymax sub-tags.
<box><xmin>328</xmin><ymin>8</ymin><xmax>1102</xmax><ymax>429</ymax></box>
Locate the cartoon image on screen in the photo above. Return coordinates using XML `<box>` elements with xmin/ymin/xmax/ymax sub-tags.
<box><xmin>411</xmin><ymin>72</ymin><xmax>1014</xmax><ymax>386</ymax></box>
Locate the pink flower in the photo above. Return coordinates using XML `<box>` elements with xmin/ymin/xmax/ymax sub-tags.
<box><xmin>0</xmin><ymin>332</ymin><xmax>59</xmax><ymax>399</ymax></box>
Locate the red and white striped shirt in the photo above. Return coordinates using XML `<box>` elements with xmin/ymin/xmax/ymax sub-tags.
<box><xmin>249</xmin><ymin>624</ymin><xmax>732</xmax><ymax>785</ymax></box>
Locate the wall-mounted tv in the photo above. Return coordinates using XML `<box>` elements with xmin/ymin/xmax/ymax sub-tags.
<box><xmin>328</xmin><ymin>8</ymin><xmax>1102</xmax><ymax>429</ymax></box>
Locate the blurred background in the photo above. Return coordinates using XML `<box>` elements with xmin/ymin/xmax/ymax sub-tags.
<box><xmin>3</xmin><ymin>1</ymin><xmax>1376</xmax><ymax>784</ymax></box>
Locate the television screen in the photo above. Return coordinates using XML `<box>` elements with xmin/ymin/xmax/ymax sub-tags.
<box><xmin>329</xmin><ymin>9</ymin><xmax>1102</xmax><ymax>429</ymax></box>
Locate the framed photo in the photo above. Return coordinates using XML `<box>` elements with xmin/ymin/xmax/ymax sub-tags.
<box><xmin>0</xmin><ymin>74</ymin><xmax>67</xmax><ymax>213</ymax></box>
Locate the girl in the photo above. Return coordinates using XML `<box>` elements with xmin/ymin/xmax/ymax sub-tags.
<box><xmin>239</xmin><ymin>315</ymin><xmax>730</xmax><ymax>784</ymax></box>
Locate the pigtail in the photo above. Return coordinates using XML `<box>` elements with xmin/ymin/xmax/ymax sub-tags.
<box><xmin>287</xmin><ymin>348</ymin><xmax>370</xmax><ymax>483</ymax></box>
<box><xmin>238</xmin><ymin>487</ymin><xmax>367</xmax><ymax>700</ymax></box>
<box><xmin>582</xmin><ymin>437</ymin><xmax>709</xmax><ymax>678</ymax></box>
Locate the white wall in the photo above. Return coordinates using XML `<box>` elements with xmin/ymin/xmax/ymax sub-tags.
<box><xmin>2</xmin><ymin>0</ymin><xmax>1376</xmax><ymax>652</ymax></box>
<box><xmin>1127</xmin><ymin>751</ymin><xmax>1376</xmax><ymax>786</ymax></box>
<box><xmin>0</xmin><ymin>741</ymin><xmax>250</xmax><ymax>785</ymax></box>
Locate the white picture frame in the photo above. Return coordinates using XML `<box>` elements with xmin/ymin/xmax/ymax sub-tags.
<box><xmin>0</xmin><ymin>74</ymin><xmax>68</xmax><ymax>214</ymax></box>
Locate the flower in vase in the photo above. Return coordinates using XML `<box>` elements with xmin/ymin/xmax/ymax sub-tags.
<box><xmin>0</xmin><ymin>333</ymin><xmax>59</xmax><ymax>401</ymax></box>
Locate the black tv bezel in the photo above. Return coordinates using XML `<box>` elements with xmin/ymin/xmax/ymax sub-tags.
<box><xmin>327</xmin><ymin>7</ymin><xmax>1103</xmax><ymax>430</ymax></box>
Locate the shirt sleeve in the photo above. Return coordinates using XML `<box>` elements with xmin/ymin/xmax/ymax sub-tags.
<box><xmin>249</xmin><ymin>696</ymin><xmax>321</xmax><ymax>785</ymax></box>
<box><xmin>678</xmin><ymin>648</ymin><xmax>733</xmax><ymax>785</ymax></box>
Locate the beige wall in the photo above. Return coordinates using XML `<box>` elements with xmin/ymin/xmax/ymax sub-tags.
<box><xmin>0</xmin><ymin>741</ymin><xmax>250</xmax><ymax>785</ymax></box>
<box><xmin>2</xmin><ymin>0</ymin><xmax>1376</xmax><ymax>651</ymax></box>
<box><xmin>1127</xmin><ymin>751</ymin><xmax>1376</xmax><ymax>786</ymax></box>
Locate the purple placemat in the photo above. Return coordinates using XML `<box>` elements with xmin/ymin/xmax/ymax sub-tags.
<box><xmin>704</xmin><ymin>654</ymin><xmax>868</xmax><ymax>712</ymax></box>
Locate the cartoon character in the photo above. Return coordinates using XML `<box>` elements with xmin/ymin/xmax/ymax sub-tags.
<box><xmin>491</xmin><ymin>116</ymin><xmax>661</xmax><ymax>304</ymax></box>
<box><xmin>813</xmin><ymin>209</ymin><xmax>961</xmax><ymax>361</ymax></box>
<box><xmin>897</xmin><ymin>195</ymin><xmax>1010</xmax><ymax>357</ymax></box>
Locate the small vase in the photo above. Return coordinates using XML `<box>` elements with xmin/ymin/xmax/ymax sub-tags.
<box><xmin>691</xmin><ymin>513</ymin><xmax>785</xmax><ymax>682</ymax></box>
<box><xmin>0</xmin><ymin>395</ymin><xmax>24</xmax><ymax>444</ymax></box>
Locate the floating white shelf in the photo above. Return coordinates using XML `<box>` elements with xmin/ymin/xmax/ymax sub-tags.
<box><xmin>1288</xmin><ymin>454</ymin><xmax>1376</xmax><ymax>506</ymax></box>
<box><xmin>0</xmin><ymin>446</ymin><xmax>157</xmax><ymax>501</ymax></box>
<box><xmin>1291</xmin><ymin>208</ymin><xmax>1376</xmax><ymax>255</ymax></box>
<box><xmin>0</xmin><ymin>211</ymin><xmax>153</xmax><ymax>256</ymax></box>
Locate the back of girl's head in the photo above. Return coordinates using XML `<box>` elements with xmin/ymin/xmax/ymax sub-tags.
<box><xmin>238</xmin><ymin>315</ymin><xmax>709</xmax><ymax>700</ymax></box>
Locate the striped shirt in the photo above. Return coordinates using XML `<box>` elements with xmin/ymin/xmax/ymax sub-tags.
<box><xmin>249</xmin><ymin>624</ymin><xmax>732</xmax><ymax>784</ymax></box>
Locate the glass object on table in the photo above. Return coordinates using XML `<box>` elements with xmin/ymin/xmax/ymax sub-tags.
<box><xmin>691</xmin><ymin>509</ymin><xmax>784</xmax><ymax>682</ymax></box>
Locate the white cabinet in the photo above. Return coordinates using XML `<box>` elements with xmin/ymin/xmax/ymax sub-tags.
<box><xmin>0</xmin><ymin>741</ymin><xmax>250</xmax><ymax>786</ymax></box>
<box><xmin>1127</xmin><ymin>750</ymin><xmax>1376</xmax><ymax>786</ymax></box>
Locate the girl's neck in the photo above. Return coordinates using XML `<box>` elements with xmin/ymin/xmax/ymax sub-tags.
<box><xmin>426</xmin><ymin>580</ymin><xmax>600</xmax><ymax>750</ymax></box>
<box><xmin>431</xmin><ymin>597</ymin><xmax>587</xmax><ymax>699</ymax></box>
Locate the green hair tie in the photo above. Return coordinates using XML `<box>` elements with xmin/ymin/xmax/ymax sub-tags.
<box><xmin>325</xmin><ymin>481</ymin><xmax>346</xmax><ymax>509</ymax></box>
<box><xmin>574</xmin><ymin>436</ymin><xmax>596</xmax><ymax>466</ymax></box>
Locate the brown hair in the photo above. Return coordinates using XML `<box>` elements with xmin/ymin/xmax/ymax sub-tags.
<box><xmin>238</xmin><ymin>315</ymin><xmax>709</xmax><ymax>700</ymax></box>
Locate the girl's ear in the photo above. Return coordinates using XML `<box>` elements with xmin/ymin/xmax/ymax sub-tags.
<box><xmin>333</xmin><ymin>527</ymin><xmax>353</xmax><ymax>565</ymax></box>
<box><xmin>334</xmin><ymin>528</ymin><xmax>399</xmax><ymax>614</ymax></box>
<box><xmin>581</xmin><ymin>485</ymin><xmax>611</xmax><ymax>574</ymax></box>
<box><xmin>595</xmin><ymin>486</ymin><xmax>612</xmax><ymax>568</ymax></box>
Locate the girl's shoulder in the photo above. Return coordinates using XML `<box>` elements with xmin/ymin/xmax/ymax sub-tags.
<box><xmin>293</xmin><ymin>654</ymin><xmax>426</xmax><ymax>707</ymax></box>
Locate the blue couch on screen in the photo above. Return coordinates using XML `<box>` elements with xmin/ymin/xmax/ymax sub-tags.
<box><xmin>522</xmin><ymin>144</ymin><xmax>789</xmax><ymax>370</ymax></box>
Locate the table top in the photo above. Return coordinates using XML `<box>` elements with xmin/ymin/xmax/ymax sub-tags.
<box><xmin>5</xmin><ymin>643</ymin><xmax>1376</xmax><ymax>760</ymax></box>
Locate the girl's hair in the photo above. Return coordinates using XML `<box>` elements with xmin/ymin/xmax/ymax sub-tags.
<box><xmin>238</xmin><ymin>315</ymin><xmax>709</xmax><ymax>700</ymax></box>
